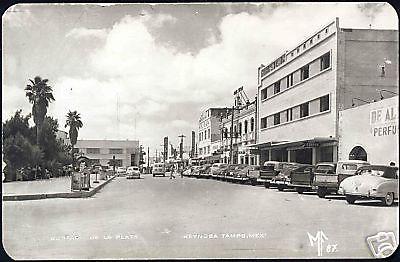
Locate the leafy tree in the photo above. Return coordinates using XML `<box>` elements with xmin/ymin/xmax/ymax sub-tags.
<box><xmin>65</xmin><ymin>110</ymin><xmax>83</xmax><ymax>150</ymax></box>
<box><xmin>25</xmin><ymin>76</ymin><xmax>55</xmax><ymax>146</ymax></box>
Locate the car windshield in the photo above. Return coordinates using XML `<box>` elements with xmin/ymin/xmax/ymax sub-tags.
<box><xmin>315</xmin><ymin>165</ymin><xmax>335</xmax><ymax>173</ymax></box>
<box><xmin>360</xmin><ymin>169</ymin><xmax>385</xmax><ymax>177</ymax></box>
<box><xmin>262</xmin><ymin>164</ymin><xmax>275</xmax><ymax>171</ymax></box>
<box><xmin>341</xmin><ymin>164</ymin><xmax>357</xmax><ymax>170</ymax></box>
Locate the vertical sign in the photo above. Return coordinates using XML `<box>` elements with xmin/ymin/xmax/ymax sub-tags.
<box><xmin>191</xmin><ymin>131</ymin><xmax>195</xmax><ymax>158</ymax></box>
<box><xmin>163</xmin><ymin>137</ymin><xmax>168</xmax><ymax>162</ymax></box>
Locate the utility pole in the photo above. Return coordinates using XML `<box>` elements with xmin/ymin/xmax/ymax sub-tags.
<box><xmin>229</xmin><ymin>105</ymin><xmax>234</xmax><ymax>164</ymax></box>
<box><xmin>178</xmin><ymin>134</ymin><xmax>186</xmax><ymax>163</ymax></box>
<box><xmin>147</xmin><ymin>147</ymin><xmax>149</xmax><ymax>173</ymax></box>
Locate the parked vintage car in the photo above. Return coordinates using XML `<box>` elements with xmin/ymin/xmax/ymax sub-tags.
<box><xmin>229</xmin><ymin>164</ymin><xmax>248</xmax><ymax>183</ymax></box>
<box><xmin>191</xmin><ymin>166</ymin><xmax>202</xmax><ymax>178</ymax></box>
<box><xmin>126</xmin><ymin>166</ymin><xmax>140</xmax><ymax>179</ymax></box>
<box><xmin>116</xmin><ymin>166</ymin><xmax>127</xmax><ymax>176</ymax></box>
<box><xmin>313</xmin><ymin>160</ymin><xmax>370</xmax><ymax>198</ymax></box>
<box><xmin>258</xmin><ymin>161</ymin><xmax>297</xmax><ymax>188</ymax></box>
<box><xmin>272</xmin><ymin>163</ymin><xmax>313</xmax><ymax>191</ymax></box>
<box><xmin>338</xmin><ymin>165</ymin><xmax>399</xmax><ymax>206</ymax></box>
<box><xmin>198</xmin><ymin>164</ymin><xmax>212</xmax><ymax>179</ymax></box>
<box><xmin>234</xmin><ymin>165</ymin><xmax>258</xmax><ymax>184</ymax></box>
<box><xmin>210</xmin><ymin>163</ymin><xmax>227</xmax><ymax>179</ymax></box>
<box><xmin>182</xmin><ymin>166</ymin><xmax>192</xmax><ymax>177</ymax></box>
<box><xmin>288</xmin><ymin>165</ymin><xmax>315</xmax><ymax>193</ymax></box>
<box><xmin>247</xmin><ymin>165</ymin><xmax>261</xmax><ymax>185</ymax></box>
<box><xmin>215</xmin><ymin>164</ymin><xmax>230</xmax><ymax>180</ymax></box>
<box><xmin>224</xmin><ymin>164</ymin><xmax>240</xmax><ymax>181</ymax></box>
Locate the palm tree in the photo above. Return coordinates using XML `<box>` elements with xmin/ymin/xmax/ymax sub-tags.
<box><xmin>25</xmin><ymin>76</ymin><xmax>55</xmax><ymax>146</ymax></box>
<box><xmin>65</xmin><ymin>110</ymin><xmax>83</xmax><ymax>153</ymax></box>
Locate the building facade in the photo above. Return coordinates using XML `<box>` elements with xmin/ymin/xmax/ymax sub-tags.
<box><xmin>75</xmin><ymin>140</ymin><xmax>140</xmax><ymax>167</ymax></box>
<box><xmin>338</xmin><ymin>96</ymin><xmax>398</xmax><ymax>165</ymax></box>
<box><xmin>256</xmin><ymin>18</ymin><xmax>398</xmax><ymax>165</ymax></box>
<box><xmin>220</xmin><ymin>100</ymin><xmax>258</xmax><ymax>165</ymax></box>
<box><xmin>197</xmin><ymin>108</ymin><xmax>231</xmax><ymax>161</ymax></box>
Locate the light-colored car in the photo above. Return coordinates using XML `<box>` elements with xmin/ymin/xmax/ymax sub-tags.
<box><xmin>313</xmin><ymin>160</ymin><xmax>370</xmax><ymax>198</ymax></box>
<box><xmin>338</xmin><ymin>165</ymin><xmax>399</xmax><ymax>206</ymax></box>
<box><xmin>116</xmin><ymin>167</ymin><xmax>127</xmax><ymax>176</ymax></box>
<box><xmin>152</xmin><ymin>163</ymin><xmax>166</xmax><ymax>177</ymax></box>
<box><xmin>126</xmin><ymin>166</ymin><xmax>140</xmax><ymax>179</ymax></box>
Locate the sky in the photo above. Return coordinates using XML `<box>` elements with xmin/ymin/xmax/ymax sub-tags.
<box><xmin>2</xmin><ymin>2</ymin><xmax>398</xmax><ymax>154</ymax></box>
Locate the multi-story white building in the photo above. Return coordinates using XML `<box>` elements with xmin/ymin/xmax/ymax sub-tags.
<box><xmin>197</xmin><ymin>108</ymin><xmax>230</xmax><ymax>162</ymax></box>
<box><xmin>220</xmin><ymin>99</ymin><xmax>258</xmax><ymax>165</ymax></box>
<box><xmin>75</xmin><ymin>139</ymin><xmax>140</xmax><ymax>167</ymax></box>
<box><xmin>255</xmin><ymin>18</ymin><xmax>398</xmax><ymax>165</ymax></box>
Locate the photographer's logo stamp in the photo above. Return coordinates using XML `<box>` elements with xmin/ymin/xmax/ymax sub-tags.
<box><xmin>307</xmin><ymin>230</ymin><xmax>338</xmax><ymax>257</ymax></box>
<box><xmin>367</xmin><ymin>232</ymin><xmax>397</xmax><ymax>258</ymax></box>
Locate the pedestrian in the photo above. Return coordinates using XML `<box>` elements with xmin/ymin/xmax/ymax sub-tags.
<box><xmin>170</xmin><ymin>164</ymin><xmax>176</xmax><ymax>179</ymax></box>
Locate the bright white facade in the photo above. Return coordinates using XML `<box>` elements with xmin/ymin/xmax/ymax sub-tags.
<box><xmin>339</xmin><ymin>96</ymin><xmax>398</xmax><ymax>165</ymax></box>
<box><xmin>75</xmin><ymin>140</ymin><xmax>140</xmax><ymax>167</ymax></box>
<box><xmin>256</xmin><ymin>18</ymin><xmax>398</xmax><ymax>165</ymax></box>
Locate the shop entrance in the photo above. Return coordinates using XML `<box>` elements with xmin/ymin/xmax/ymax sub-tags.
<box><xmin>295</xmin><ymin>148</ymin><xmax>313</xmax><ymax>164</ymax></box>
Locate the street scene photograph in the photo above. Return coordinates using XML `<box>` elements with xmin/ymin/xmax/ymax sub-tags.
<box><xmin>1</xmin><ymin>2</ymin><xmax>399</xmax><ymax>260</ymax></box>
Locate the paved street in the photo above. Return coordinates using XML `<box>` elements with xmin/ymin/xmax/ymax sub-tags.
<box><xmin>2</xmin><ymin>175</ymin><xmax>398</xmax><ymax>259</ymax></box>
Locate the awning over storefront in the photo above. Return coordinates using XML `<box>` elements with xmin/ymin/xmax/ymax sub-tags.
<box><xmin>250</xmin><ymin>137</ymin><xmax>337</xmax><ymax>152</ymax></box>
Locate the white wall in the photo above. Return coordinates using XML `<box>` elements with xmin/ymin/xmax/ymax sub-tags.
<box><xmin>338</xmin><ymin>96</ymin><xmax>398</xmax><ymax>165</ymax></box>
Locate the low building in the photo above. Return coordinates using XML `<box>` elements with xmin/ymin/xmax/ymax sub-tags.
<box><xmin>75</xmin><ymin>139</ymin><xmax>140</xmax><ymax>167</ymax></box>
<box><xmin>338</xmin><ymin>96</ymin><xmax>398</xmax><ymax>165</ymax></box>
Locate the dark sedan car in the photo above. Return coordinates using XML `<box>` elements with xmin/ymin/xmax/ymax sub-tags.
<box><xmin>272</xmin><ymin>164</ymin><xmax>314</xmax><ymax>191</ymax></box>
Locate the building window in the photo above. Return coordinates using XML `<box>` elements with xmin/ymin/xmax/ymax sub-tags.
<box><xmin>297</xmin><ymin>48</ymin><xmax>300</xmax><ymax>53</ymax></box>
<box><xmin>87</xmin><ymin>148</ymin><xmax>100</xmax><ymax>154</ymax></box>
<box><xmin>291</xmin><ymin>52</ymin><xmax>294</xmax><ymax>57</ymax></box>
<box><xmin>287</xmin><ymin>109</ymin><xmax>292</xmax><ymax>121</ymax></box>
<box><xmin>303</xmin><ymin>43</ymin><xmax>306</xmax><ymax>49</ymax></box>
<box><xmin>208</xmin><ymin>129</ymin><xmax>211</xmax><ymax>139</ymax></box>
<box><xmin>109</xmin><ymin>148</ymin><xmax>123</xmax><ymax>154</ymax></box>
<box><xmin>261</xmin><ymin>117</ymin><xmax>267</xmax><ymax>129</ymax></box>
<box><xmin>310</xmin><ymin>39</ymin><xmax>313</xmax><ymax>44</ymax></box>
<box><xmin>273</xmin><ymin>113</ymin><xmax>280</xmax><ymax>125</ymax></box>
<box><xmin>238</xmin><ymin>123</ymin><xmax>242</xmax><ymax>135</ymax></box>
<box><xmin>320</xmin><ymin>95</ymin><xmax>330</xmax><ymax>112</ymax></box>
<box><xmin>320</xmin><ymin>52</ymin><xmax>330</xmax><ymax>70</ymax></box>
<box><xmin>244</xmin><ymin>120</ymin><xmax>248</xmax><ymax>133</ymax></box>
<box><xmin>207</xmin><ymin>146</ymin><xmax>210</xmax><ymax>154</ymax></box>
<box><xmin>325</xmin><ymin>28</ymin><xmax>329</xmax><ymax>34</ymax></box>
<box><xmin>250</xmin><ymin>118</ymin><xmax>254</xmax><ymax>131</ymax></box>
<box><xmin>300</xmin><ymin>65</ymin><xmax>309</xmax><ymax>80</ymax></box>
<box><xmin>274</xmin><ymin>81</ymin><xmax>280</xmax><ymax>94</ymax></box>
<box><xmin>300</xmin><ymin>102</ymin><xmax>309</xmax><ymax>118</ymax></box>
<box><xmin>234</xmin><ymin>125</ymin><xmax>237</xmax><ymax>137</ymax></box>
<box><xmin>288</xmin><ymin>74</ymin><xmax>293</xmax><ymax>87</ymax></box>
<box><xmin>261</xmin><ymin>88</ymin><xmax>267</xmax><ymax>99</ymax></box>
<box><xmin>317</xmin><ymin>33</ymin><xmax>320</xmax><ymax>39</ymax></box>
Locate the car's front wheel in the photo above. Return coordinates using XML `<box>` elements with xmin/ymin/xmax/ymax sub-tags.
<box><xmin>317</xmin><ymin>187</ymin><xmax>327</xmax><ymax>198</ymax></box>
<box><xmin>277</xmin><ymin>185</ymin><xmax>284</xmax><ymax>191</ymax></box>
<box><xmin>346</xmin><ymin>195</ymin><xmax>358</xmax><ymax>204</ymax></box>
<box><xmin>264</xmin><ymin>182</ymin><xmax>270</xmax><ymax>188</ymax></box>
<box><xmin>296</xmin><ymin>187</ymin><xmax>304</xmax><ymax>194</ymax></box>
<box><xmin>381</xmin><ymin>192</ymin><xmax>395</xmax><ymax>206</ymax></box>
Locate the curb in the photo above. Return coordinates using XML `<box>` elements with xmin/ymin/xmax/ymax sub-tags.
<box><xmin>2</xmin><ymin>175</ymin><xmax>117</xmax><ymax>201</ymax></box>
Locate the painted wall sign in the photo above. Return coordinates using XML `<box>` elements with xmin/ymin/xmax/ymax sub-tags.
<box><xmin>370</xmin><ymin>106</ymin><xmax>398</xmax><ymax>137</ymax></box>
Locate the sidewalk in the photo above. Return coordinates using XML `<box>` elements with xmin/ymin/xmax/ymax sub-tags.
<box><xmin>2</xmin><ymin>173</ymin><xmax>116</xmax><ymax>201</ymax></box>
